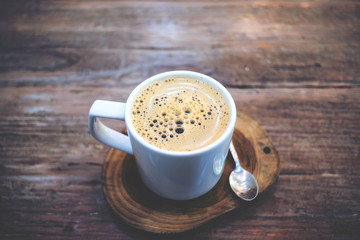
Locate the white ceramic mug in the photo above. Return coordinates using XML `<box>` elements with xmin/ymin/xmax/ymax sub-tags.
<box><xmin>89</xmin><ymin>71</ymin><xmax>236</xmax><ymax>200</ymax></box>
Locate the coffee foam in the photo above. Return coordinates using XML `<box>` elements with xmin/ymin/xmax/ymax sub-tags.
<box><xmin>130</xmin><ymin>76</ymin><xmax>230</xmax><ymax>151</ymax></box>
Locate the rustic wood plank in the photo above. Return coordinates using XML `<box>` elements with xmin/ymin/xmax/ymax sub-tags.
<box><xmin>1</xmin><ymin>86</ymin><xmax>359</xmax><ymax>239</ymax></box>
<box><xmin>1</xmin><ymin>87</ymin><xmax>359</xmax><ymax>171</ymax></box>
<box><xmin>1</xmin><ymin>47</ymin><xmax>359</xmax><ymax>88</ymax></box>
<box><xmin>1</xmin><ymin>0</ymin><xmax>359</xmax><ymax>87</ymax></box>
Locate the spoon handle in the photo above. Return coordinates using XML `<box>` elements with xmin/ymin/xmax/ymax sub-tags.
<box><xmin>229</xmin><ymin>141</ymin><xmax>241</xmax><ymax>170</ymax></box>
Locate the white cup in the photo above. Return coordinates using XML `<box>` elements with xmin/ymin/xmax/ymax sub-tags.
<box><xmin>89</xmin><ymin>71</ymin><xmax>236</xmax><ymax>200</ymax></box>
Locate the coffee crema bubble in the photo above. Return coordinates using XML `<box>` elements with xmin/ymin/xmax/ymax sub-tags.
<box><xmin>130</xmin><ymin>76</ymin><xmax>230</xmax><ymax>151</ymax></box>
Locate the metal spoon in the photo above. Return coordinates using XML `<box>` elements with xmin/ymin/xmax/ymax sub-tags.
<box><xmin>229</xmin><ymin>141</ymin><xmax>259</xmax><ymax>201</ymax></box>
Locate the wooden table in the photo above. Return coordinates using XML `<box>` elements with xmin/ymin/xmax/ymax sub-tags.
<box><xmin>1</xmin><ymin>1</ymin><xmax>359</xmax><ymax>239</ymax></box>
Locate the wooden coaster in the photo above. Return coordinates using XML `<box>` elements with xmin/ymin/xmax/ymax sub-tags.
<box><xmin>102</xmin><ymin>111</ymin><xmax>280</xmax><ymax>233</ymax></box>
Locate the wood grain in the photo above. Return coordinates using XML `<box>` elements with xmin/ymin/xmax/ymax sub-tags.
<box><xmin>1</xmin><ymin>0</ymin><xmax>360</xmax><ymax>88</ymax></box>
<box><xmin>0</xmin><ymin>0</ymin><xmax>359</xmax><ymax>239</ymax></box>
<box><xmin>101</xmin><ymin>111</ymin><xmax>280</xmax><ymax>233</ymax></box>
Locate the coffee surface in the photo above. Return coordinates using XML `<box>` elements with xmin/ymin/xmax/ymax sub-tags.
<box><xmin>131</xmin><ymin>76</ymin><xmax>230</xmax><ymax>151</ymax></box>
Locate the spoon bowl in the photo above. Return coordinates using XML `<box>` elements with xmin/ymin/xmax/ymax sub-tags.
<box><xmin>229</xmin><ymin>141</ymin><xmax>259</xmax><ymax>201</ymax></box>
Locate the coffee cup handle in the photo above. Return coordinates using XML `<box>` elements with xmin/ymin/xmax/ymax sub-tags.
<box><xmin>88</xmin><ymin>100</ymin><xmax>133</xmax><ymax>154</ymax></box>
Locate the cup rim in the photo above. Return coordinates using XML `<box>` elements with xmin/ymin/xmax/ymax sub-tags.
<box><xmin>125</xmin><ymin>70</ymin><xmax>236</xmax><ymax>156</ymax></box>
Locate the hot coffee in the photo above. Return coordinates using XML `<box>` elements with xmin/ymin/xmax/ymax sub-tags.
<box><xmin>130</xmin><ymin>76</ymin><xmax>230</xmax><ymax>151</ymax></box>
<box><xmin>89</xmin><ymin>70</ymin><xmax>236</xmax><ymax>199</ymax></box>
